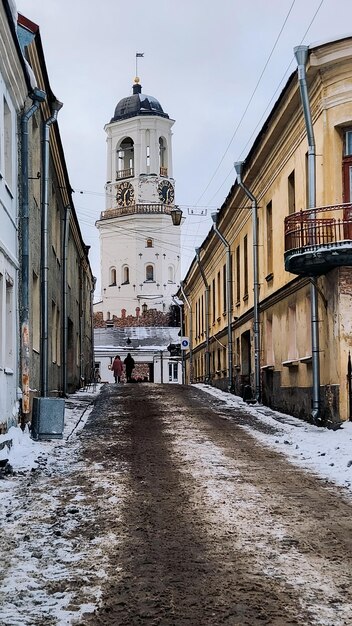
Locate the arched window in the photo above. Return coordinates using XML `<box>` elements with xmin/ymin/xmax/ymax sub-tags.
<box><xmin>116</xmin><ymin>137</ymin><xmax>134</xmax><ymax>179</ymax></box>
<box><xmin>122</xmin><ymin>265</ymin><xmax>129</xmax><ymax>284</ymax></box>
<box><xmin>109</xmin><ymin>267</ymin><xmax>116</xmax><ymax>286</ymax></box>
<box><xmin>168</xmin><ymin>265</ymin><xmax>174</xmax><ymax>283</ymax></box>
<box><xmin>159</xmin><ymin>137</ymin><xmax>168</xmax><ymax>176</ymax></box>
<box><xmin>146</xmin><ymin>238</ymin><xmax>153</xmax><ymax>248</ymax></box>
<box><xmin>146</xmin><ymin>264</ymin><xmax>154</xmax><ymax>281</ymax></box>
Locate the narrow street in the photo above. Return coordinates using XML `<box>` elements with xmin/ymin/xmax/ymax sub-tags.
<box><xmin>1</xmin><ymin>384</ymin><xmax>352</xmax><ymax>625</ymax></box>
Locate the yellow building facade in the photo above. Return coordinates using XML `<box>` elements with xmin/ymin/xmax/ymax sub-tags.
<box><xmin>181</xmin><ymin>36</ymin><xmax>352</xmax><ymax>426</ymax></box>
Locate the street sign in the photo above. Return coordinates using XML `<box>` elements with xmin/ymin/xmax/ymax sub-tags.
<box><xmin>181</xmin><ymin>337</ymin><xmax>189</xmax><ymax>350</ymax></box>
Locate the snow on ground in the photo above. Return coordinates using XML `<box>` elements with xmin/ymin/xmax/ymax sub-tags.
<box><xmin>197</xmin><ymin>383</ymin><xmax>352</xmax><ymax>496</ymax></box>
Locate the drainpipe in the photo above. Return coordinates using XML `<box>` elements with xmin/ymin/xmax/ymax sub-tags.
<box><xmin>294</xmin><ymin>45</ymin><xmax>320</xmax><ymax>423</ymax></box>
<box><xmin>20</xmin><ymin>88</ymin><xmax>46</xmax><ymax>425</ymax></box>
<box><xmin>195</xmin><ymin>247</ymin><xmax>210</xmax><ymax>383</ymax></box>
<box><xmin>211</xmin><ymin>214</ymin><xmax>233</xmax><ymax>392</ymax></box>
<box><xmin>234</xmin><ymin>162</ymin><xmax>261</xmax><ymax>402</ymax></box>
<box><xmin>62</xmin><ymin>205</ymin><xmax>71</xmax><ymax>397</ymax></box>
<box><xmin>180</xmin><ymin>280</ymin><xmax>193</xmax><ymax>383</ymax></box>
<box><xmin>40</xmin><ymin>99</ymin><xmax>63</xmax><ymax>397</ymax></box>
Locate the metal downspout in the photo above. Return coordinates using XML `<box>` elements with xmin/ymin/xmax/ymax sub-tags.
<box><xmin>294</xmin><ymin>45</ymin><xmax>320</xmax><ymax>423</ymax></box>
<box><xmin>234</xmin><ymin>162</ymin><xmax>261</xmax><ymax>402</ymax></box>
<box><xmin>211</xmin><ymin>217</ymin><xmax>233</xmax><ymax>392</ymax></box>
<box><xmin>40</xmin><ymin>101</ymin><xmax>63</xmax><ymax>397</ymax></box>
<box><xmin>180</xmin><ymin>280</ymin><xmax>193</xmax><ymax>383</ymax></box>
<box><xmin>195</xmin><ymin>248</ymin><xmax>210</xmax><ymax>383</ymax></box>
<box><xmin>62</xmin><ymin>205</ymin><xmax>71</xmax><ymax>397</ymax></box>
<box><xmin>20</xmin><ymin>88</ymin><xmax>46</xmax><ymax>425</ymax></box>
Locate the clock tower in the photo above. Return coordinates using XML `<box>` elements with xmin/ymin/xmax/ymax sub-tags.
<box><xmin>96</xmin><ymin>78</ymin><xmax>181</xmax><ymax>318</ymax></box>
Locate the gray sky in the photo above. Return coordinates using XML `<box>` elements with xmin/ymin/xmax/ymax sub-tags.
<box><xmin>16</xmin><ymin>0</ymin><xmax>352</xmax><ymax>298</ymax></box>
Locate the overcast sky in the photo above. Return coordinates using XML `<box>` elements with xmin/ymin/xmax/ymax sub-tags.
<box><xmin>15</xmin><ymin>0</ymin><xmax>352</xmax><ymax>298</ymax></box>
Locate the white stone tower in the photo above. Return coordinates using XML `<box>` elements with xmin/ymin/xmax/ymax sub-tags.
<box><xmin>96</xmin><ymin>78</ymin><xmax>181</xmax><ymax>319</ymax></box>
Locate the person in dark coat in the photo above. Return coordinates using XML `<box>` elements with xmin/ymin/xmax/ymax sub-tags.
<box><xmin>112</xmin><ymin>355</ymin><xmax>123</xmax><ymax>383</ymax></box>
<box><xmin>124</xmin><ymin>353</ymin><xmax>135</xmax><ymax>382</ymax></box>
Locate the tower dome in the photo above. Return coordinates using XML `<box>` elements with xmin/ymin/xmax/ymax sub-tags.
<box><xmin>111</xmin><ymin>80</ymin><xmax>169</xmax><ymax>122</ymax></box>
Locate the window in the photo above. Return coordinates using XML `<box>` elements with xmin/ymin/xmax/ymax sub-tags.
<box><xmin>52</xmin><ymin>301</ymin><xmax>58</xmax><ymax>363</ymax></box>
<box><xmin>243</xmin><ymin>235</ymin><xmax>248</xmax><ymax>298</ymax></box>
<box><xmin>212</xmin><ymin>278</ymin><xmax>216</xmax><ymax>323</ymax></box>
<box><xmin>146</xmin><ymin>238</ymin><xmax>153</xmax><ymax>248</ymax></box>
<box><xmin>168</xmin><ymin>265</ymin><xmax>174</xmax><ymax>283</ymax></box>
<box><xmin>195</xmin><ymin>300</ymin><xmax>198</xmax><ymax>338</ymax></box>
<box><xmin>222</xmin><ymin>264</ymin><xmax>226</xmax><ymax>312</ymax></box>
<box><xmin>146</xmin><ymin>265</ymin><xmax>154</xmax><ymax>281</ymax></box>
<box><xmin>116</xmin><ymin>137</ymin><xmax>134</xmax><ymax>179</ymax></box>
<box><xmin>266</xmin><ymin>315</ymin><xmax>274</xmax><ymax>364</ymax></box>
<box><xmin>122</xmin><ymin>266</ymin><xmax>129</xmax><ymax>284</ymax></box>
<box><xmin>288</xmin><ymin>304</ymin><xmax>298</xmax><ymax>360</ymax></box>
<box><xmin>236</xmin><ymin>245</ymin><xmax>240</xmax><ymax>303</ymax></box>
<box><xmin>201</xmin><ymin>294</ymin><xmax>204</xmax><ymax>335</ymax></box>
<box><xmin>169</xmin><ymin>362</ymin><xmax>178</xmax><ymax>382</ymax></box>
<box><xmin>33</xmin><ymin>272</ymin><xmax>40</xmax><ymax>352</ymax></box>
<box><xmin>110</xmin><ymin>267</ymin><xmax>117</xmax><ymax>286</ymax></box>
<box><xmin>288</xmin><ymin>170</ymin><xmax>296</xmax><ymax>215</ymax></box>
<box><xmin>217</xmin><ymin>271</ymin><xmax>221</xmax><ymax>318</ymax></box>
<box><xmin>5</xmin><ymin>276</ymin><xmax>13</xmax><ymax>369</ymax></box>
<box><xmin>266</xmin><ymin>201</ymin><xmax>273</xmax><ymax>277</ymax></box>
<box><xmin>345</xmin><ymin>130</ymin><xmax>352</xmax><ymax>156</ymax></box>
<box><xmin>0</xmin><ymin>273</ymin><xmax>3</xmax><ymax>364</ymax></box>
<box><xmin>159</xmin><ymin>137</ymin><xmax>167</xmax><ymax>175</ymax></box>
<box><xmin>4</xmin><ymin>98</ymin><xmax>12</xmax><ymax>187</ymax></box>
<box><xmin>146</xmin><ymin>145</ymin><xmax>150</xmax><ymax>168</ymax></box>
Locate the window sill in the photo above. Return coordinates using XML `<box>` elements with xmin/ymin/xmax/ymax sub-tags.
<box><xmin>282</xmin><ymin>359</ymin><xmax>299</xmax><ymax>368</ymax></box>
<box><xmin>265</xmin><ymin>272</ymin><xmax>274</xmax><ymax>283</ymax></box>
<box><xmin>243</xmin><ymin>294</ymin><xmax>249</xmax><ymax>302</ymax></box>
<box><xmin>299</xmin><ymin>356</ymin><xmax>312</xmax><ymax>364</ymax></box>
<box><xmin>121</xmin><ymin>281</ymin><xmax>129</xmax><ymax>285</ymax></box>
<box><xmin>4</xmin><ymin>367</ymin><xmax>14</xmax><ymax>375</ymax></box>
<box><xmin>261</xmin><ymin>364</ymin><xmax>274</xmax><ymax>370</ymax></box>
<box><xmin>235</xmin><ymin>301</ymin><xmax>241</xmax><ymax>308</ymax></box>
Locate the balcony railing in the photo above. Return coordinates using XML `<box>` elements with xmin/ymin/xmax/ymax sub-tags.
<box><xmin>99</xmin><ymin>203</ymin><xmax>173</xmax><ymax>220</ymax></box>
<box><xmin>284</xmin><ymin>203</ymin><xmax>352</xmax><ymax>275</ymax></box>
<box><xmin>116</xmin><ymin>168</ymin><xmax>134</xmax><ymax>180</ymax></box>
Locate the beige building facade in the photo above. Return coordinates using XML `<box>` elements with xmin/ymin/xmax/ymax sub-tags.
<box><xmin>181</xmin><ymin>36</ymin><xmax>352</xmax><ymax>426</ymax></box>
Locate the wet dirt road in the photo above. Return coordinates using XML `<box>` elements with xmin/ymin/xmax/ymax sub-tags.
<box><xmin>76</xmin><ymin>384</ymin><xmax>352</xmax><ymax>626</ymax></box>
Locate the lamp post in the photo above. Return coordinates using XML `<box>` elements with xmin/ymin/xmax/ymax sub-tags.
<box><xmin>234</xmin><ymin>161</ymin><xmax>261</xmax><ymax>403</ymax></box>
<box><xmin>211</xmin><ymin>213</ymin><xmax>233</xmax><ymax>392</ymax></box>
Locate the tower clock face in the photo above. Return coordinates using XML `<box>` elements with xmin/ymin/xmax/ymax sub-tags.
<box><xmin>116</xmin><ymin>181</ymin><xmax>135</xmax><ymax>207</ymax></box>
<box><xmin>158</xmin><ymin>180</ymin><xmax>175</xmax><ymax>205</ymax></box>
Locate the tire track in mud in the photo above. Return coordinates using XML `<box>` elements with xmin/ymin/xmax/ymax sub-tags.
<box><xmin>79</xmin><ymin>385</ymin><xmax>330</xmax><ymax>626</ymax></box>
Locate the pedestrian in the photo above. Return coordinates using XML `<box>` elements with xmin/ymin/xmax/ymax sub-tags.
<box><xmin>124</xmin><ymin>352</ymin><xmax>135</xmax><ymax>382</ymax></box>
<box><xmin>112</xmin><ymin>355</ymin><xmax>123</xmax><ymax>383</ymax></box>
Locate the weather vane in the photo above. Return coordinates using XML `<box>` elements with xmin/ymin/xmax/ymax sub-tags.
<box><xmin>135</xmin><ymin>52</ymin><xmax>144</xmax><ymax>80</ymax></box>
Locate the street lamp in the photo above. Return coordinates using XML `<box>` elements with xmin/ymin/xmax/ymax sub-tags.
<box><xmin>171</xmin><ymin>205</ymin><xmax>183</xmax><ymax>226</ymax></box>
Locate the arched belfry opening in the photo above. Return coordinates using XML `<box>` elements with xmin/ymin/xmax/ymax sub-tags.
<box><xmin>117</xmin><ymin>137</ymin><xmax>134</xmax><ymax>179</ymax></box>
<box><xmin>159</xmin><ymin>137</ymin><xmax>168</xmax><ymax>176</ymax></box>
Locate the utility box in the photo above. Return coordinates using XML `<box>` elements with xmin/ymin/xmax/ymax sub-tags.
<box><xmin>31</xmin><ymin>397</ymin><xmax>65</xmax><ymax>440</ymax></box>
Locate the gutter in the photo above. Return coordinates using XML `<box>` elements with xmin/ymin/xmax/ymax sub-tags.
<box><xmin>294</xmin><ymin>45</ymin><xmax>321</xmax><ymax>423</ymax></box>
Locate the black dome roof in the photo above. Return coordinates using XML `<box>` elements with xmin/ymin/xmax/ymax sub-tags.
<box><xmin>111</xmin><ymin>82</ymin><xmax>169</xmax><ymax>122</ymax></box>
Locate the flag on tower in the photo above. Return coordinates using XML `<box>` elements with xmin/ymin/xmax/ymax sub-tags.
<box><xmin>136</xmin><ymin>52</ymin><xmax>144</xmax><ymax>57</ymax></box>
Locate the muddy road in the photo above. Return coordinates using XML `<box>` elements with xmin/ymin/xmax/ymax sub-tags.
<box><xmin>77</xmin><ymin>384</ymin><xmax>352</xmax><ymax>626</ymax></box>
<box><xmin>1</xmin><ymin>383</ymin><xmax>352</xmax><ymax>626</ymax></box>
